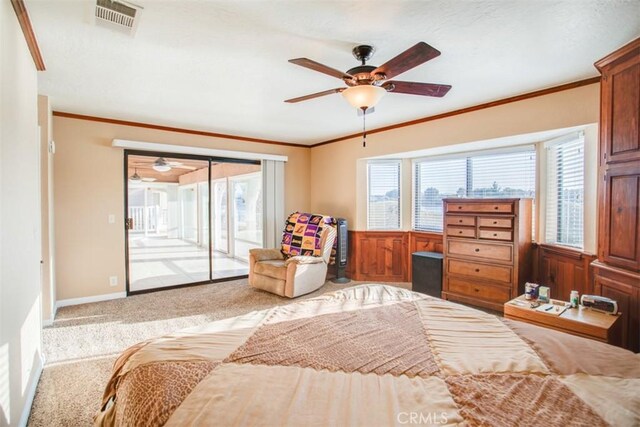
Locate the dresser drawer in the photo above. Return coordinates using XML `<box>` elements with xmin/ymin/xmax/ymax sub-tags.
<box><xmin>446</xmin><ymin>202</ymin><xmax>514</xmax><ymax>214</ymax></box>
<box><xmin>446</xmin><ymin>276</ymin><xmax>512</xmax><ymax>303</ymax></box>
<box><xmin>447</xmin><ymin>240</ymin><xmax>513</xmax><ymax>262</ymax></box>
<box><xmin>447</xmin><ymin>259</ymin><xmax>512</xmax><ymax>283</ymax></box>
<box><xmin>478</xmin><ymin>217</ymin><xmax>512</xmax><ymax>228</ymax></box>
<box><xmin>479</xmin><ymin>229</ymin><xmax>513</xmax><ymax>241</ymax></box>
<box><xmin>446</xmin><ymin>216</ymin><xmax>476</xmax><ymax>227</ymax></box>
<box><xmin>446</xmin><ymin>226</ymin><xmax>476</xmax><ymax>238</ymax></box>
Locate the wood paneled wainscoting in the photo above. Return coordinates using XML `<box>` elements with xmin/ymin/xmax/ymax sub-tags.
<box><xmin>347</xmin><ymin>231</ymin><xmax>443</xmax><ymax>282</ymax></box>
<box><xmin>532</xmin><ymin>244</ymin><xmax>597</xmax><ymax>301</ymax></box>
<box><xmin>347</xmin><ymin>232</ymin><xmax>598</xmax><ymax>298</ymax></box>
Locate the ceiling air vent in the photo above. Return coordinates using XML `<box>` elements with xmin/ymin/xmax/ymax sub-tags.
<box><xmin>95</xmin><ymin>0</ymin><xmax>143</xmax><ymax>35</ymax></box>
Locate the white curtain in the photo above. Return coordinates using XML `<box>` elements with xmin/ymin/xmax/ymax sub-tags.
<box><xmin>262</xmin><ymin>160</ymin><xmax>285</xmax><ymax>248</ymax></box>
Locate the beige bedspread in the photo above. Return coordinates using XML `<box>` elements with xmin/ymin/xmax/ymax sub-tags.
<box><xmin>95</xmin><ymin>284</ymin><xmax>640</xmax><ymax>426</ymax></box>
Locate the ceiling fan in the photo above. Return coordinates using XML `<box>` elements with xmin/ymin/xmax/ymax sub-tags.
<box><xmin>285</xmin><ymin>42</ymin><xmax>451</xmax><ymax>107</ymax></box>
<box><xmin>128</xmin><ymin>168</ymin><xmax>156</xmax><ymax>183</ymax></box>
<box><xmin>130</xmin><ymin>158</ymin><xmax>197</xmax><ymax>172</ymax></box>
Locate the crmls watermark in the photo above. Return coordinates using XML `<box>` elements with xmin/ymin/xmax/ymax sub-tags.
<box><xmin>396</xmin><ymin>411</ymin><xmax>449</xmax><ymax>425</ymax></box>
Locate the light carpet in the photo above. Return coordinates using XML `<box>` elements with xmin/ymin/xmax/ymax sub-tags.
<box><xmin>28</xmin><ymin>279</ymin><xmax>410</xmax><ymax>426</ymax></box>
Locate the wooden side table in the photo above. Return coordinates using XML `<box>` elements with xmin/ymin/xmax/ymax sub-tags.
<box><xmin>504</xmin><ymin>295</ymin><xmax>622</xmax><ymax>345</ymax></box>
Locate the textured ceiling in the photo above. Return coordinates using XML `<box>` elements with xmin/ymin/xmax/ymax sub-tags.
<box><xmin>28</xmin><ymin>0</ymin><xmax>639</xmax><ymax>145</ymax></box>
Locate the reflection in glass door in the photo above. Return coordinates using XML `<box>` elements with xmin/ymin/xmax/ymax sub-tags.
<box><xmin>180</xmin><ymin>185</ymin><xmax>198</xmax><ymax>243</ymax></box>
<box><xmin>210</xmin><ymin>166</ymin><xmax>263</xmax><ymax>279</ymax></box>
<box><xmin>213</xmin><ymin>179</ymin><xmax>228</xmax><ymax>253</ymax></box>
<box><xmin>230</xmin><ymin>172</ymin><xmax>263</xmax><ymax>262</ymax></box>
<box><xmin>198</xmin><ymin>181</ymin><xmax>209</xmax><ymax>248</ymax></box>
<box><xmin>126</xmin><ymin>153</ymin><xmax>263</xmax><ymax>293</ymax></box>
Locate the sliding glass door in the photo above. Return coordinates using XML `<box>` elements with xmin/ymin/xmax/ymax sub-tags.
<box><xmin>125</xmin><ymin>152</ymin><xmax>262</xmax><ymax>293</ymax></box>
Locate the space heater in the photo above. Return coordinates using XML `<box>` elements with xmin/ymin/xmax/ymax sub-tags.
<box><xmin>331</xmin><ymin>218</ymin><xmax>350</xmax><ymax>283</ymax></box>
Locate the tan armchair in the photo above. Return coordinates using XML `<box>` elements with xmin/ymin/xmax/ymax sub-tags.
<box><xmin>249</xmin><ymin>226</ymin><xmax>337</xmax><ymax>298</ymax></box>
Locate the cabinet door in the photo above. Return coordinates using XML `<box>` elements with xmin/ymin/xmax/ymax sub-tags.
<box><xmin>537</xmin><ymin>247</ymin><xmax>593</xmax><ymax>300</ymax></box>
<box><xmin>600</xmin><ymin>52</ymin><xmax>640</xmax><ymax>165</ymax></box>
<box><xmin>358</xmin><ymin>234</ymin><xmax>407</xmax><ymax>281</ymax></box>
<box><xmin>601</xmin><ymin>165</ymin><xmax>640</xmax><ymax>271</ymax></box>
<box><xmin>594</xmin><ymin>273</ymin><xmax>639</xmax><ymax>352</ymax></box>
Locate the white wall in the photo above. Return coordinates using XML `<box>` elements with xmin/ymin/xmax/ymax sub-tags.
<box><xmin>37</xmin><ymin>95</ymin><xmax>55</xmax><ymax>326</ymax></box>
<box><xmin>0</xmin><ymin>1</ymin><xmax>44</xmax><ymax>425</ymax></box>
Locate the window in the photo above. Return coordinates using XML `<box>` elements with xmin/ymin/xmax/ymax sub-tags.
<box><xmin>367</xmin><ymin>160</ymin><xmax>401</xmax><ymax>230</ymax></box>
<box><xmin>545</xmin><ymin>134</ymin><xmax>584</xmax><ymax>249</ymax></box>
<box><xmin>414</xmin><ymin>158</ymin><xmax>467</xmax><ymax>231</ymax></box>
<box><xmin>413</xmin><ymin>148</ymin><xmax>536</xmax><ymax>232</ymax></box>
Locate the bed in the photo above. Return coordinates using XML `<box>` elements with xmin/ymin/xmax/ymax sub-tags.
<box><xmin>95</xmin><ymin>285</ymin><xmax>640</xmax><ymax>426</ymax></box>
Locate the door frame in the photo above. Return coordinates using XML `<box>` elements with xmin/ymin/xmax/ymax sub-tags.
<box><xmin>124</xmin><ymin>149</ymin><xmax>260</xmax><ymax>296</ymax></box>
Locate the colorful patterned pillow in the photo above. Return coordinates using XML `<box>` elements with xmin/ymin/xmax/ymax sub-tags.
<box><xmin>281</xmin><ymin>212</ymin><xmax>336</xmax><ymax>261</ymax></box>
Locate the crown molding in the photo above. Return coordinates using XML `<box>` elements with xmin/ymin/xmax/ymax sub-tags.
<box><xmin>310</xmin><ymin>76</ymin><xmax>601</xmax><ymax>148</ymax></box>
<box><xmin>52</xmin><ymin>111</ymin><xmax>309</xmax><ymax>148</ymax></box>
<box><xmin>10</xmin><ymin>0</ymin><xmax>45</xmax><ymax>71</ymax></box>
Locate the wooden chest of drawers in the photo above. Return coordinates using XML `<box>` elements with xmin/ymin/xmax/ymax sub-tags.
<box><xmin>442</xmin><ymin>198</ymin><xmax>532</xmax><ymax>312</ymax></box>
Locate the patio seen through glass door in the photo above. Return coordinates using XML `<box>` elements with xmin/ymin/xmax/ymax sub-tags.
<box><xmin>126</xmin><ymin>153</ymin><xmax>263</xmax><ymax>293</ymax></box>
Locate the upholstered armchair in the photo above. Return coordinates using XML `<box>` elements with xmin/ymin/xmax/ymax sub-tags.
<box><xmin>249</xmin><ymin>213</ymin><xmax>337</xmax><ymax>298</ymax></box>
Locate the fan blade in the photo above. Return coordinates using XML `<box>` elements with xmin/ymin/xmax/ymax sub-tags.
<box><xmin>383</xmin><ymin>81</ymin><xmax>451</xmax><ymax>97</ymax></box>
<box><xmin>372</xmin><ymin>42</ymin><xmax>441</xmax><ymax>80</ymax></box>
<box><xmin>289</xmin><ymin>58</ymin><xmax>353</xmax><ymax>80</ymax></box>
<box><xmin>285</xmin><ymin>88</ymin><xmax>345</xmax><ymax>103</ymax></box>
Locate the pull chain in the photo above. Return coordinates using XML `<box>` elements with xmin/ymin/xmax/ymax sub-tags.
<box><xmin>361</xmin><ymin>106</ymin><xmax>368</xmax><ymax>147</ymax></box>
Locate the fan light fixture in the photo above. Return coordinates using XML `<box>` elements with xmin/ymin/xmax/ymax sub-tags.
<box><xmin>341</xmin><ymin>85</ymin><xmax>386</xmax><ymax>110</ymax></box>
<box><xmin>153</xmin><ymin>157</ymin><xmax>171</xmax><ymax>172</ymax></box>
<box><xmin>342</xmin><ymin>85</ymin><xmax>386</xmax><ymax>147</ymax></box>
<box><xmin>129</xmin><ymin>168</ymin><xmax>142</xmax><ymax>183</ymax></box>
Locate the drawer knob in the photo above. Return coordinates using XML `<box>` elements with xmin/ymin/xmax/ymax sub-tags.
<box><xmin>474</xmin><ymin>288</ymin><xmax>480</xmax><ymax>292</ymax></box>
<box><xmin>493</xmin><ymin>233</ymin><xmax>498</xmax><ymax>237</ymax></box>
<box><xmin>474</xmin><ymin>248</ymin><xmax>480</xmax><ymax>252</ymax></box>
<box><xmin>494</xmin><ymin>206</ymin><xmax>499</xmax><ymax>210</ymax></box>
<box><xmin>458</xmin><ymin>206</ymin><xmax>462</xmax><ymax>210</ymax></box>
<box><xmin>475</xmin><ymin>268</ymin><xmax>480</xmax><ymax>272</ymax></box>
<box><xmin>493</xmin><ymin>221</ymin><xmax>497</xmax><ymax>224</ymax></box>
<box><xmin>459</xmin><ymin>219</ymin><xmax>463</xmax><ymax>223</ymax></box>
<box><xmin>459</xmin><ymin>230</ymin><xmax>463</xmax><ymax>234</ymax></box>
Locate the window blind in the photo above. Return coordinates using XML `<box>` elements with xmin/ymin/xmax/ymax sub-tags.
<box><xmin>367</xmin><ymin>160</ymin><xmax>401</xmax><ymax>230</ymax></box>
<box><xmin>413</xmin><ymin>148</ymin><xmax>536</xmax><ymax>232</ymax></box>
<box><xmin>414</xmin><ymin>158</ymin><xmax>467</xmax><ymax>231</ymax></box>
<box><xmin>545</xmin><ymin>134</ymin><xmax>584</xmax><ymax>249</ymax></box>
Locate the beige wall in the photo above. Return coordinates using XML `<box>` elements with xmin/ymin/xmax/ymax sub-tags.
<box><xmin>53</xmin><ymin>117</ymin><xmax>310</xmax><ymax>300</ymax></box>
<box><xmin>310</xmin><ymin>83</ymin><xmax>600</xmax><ymax>231</ymax></box>
<box><xmin>0</xmin><ymin>1</ymin><xmax>44</xmax><ymax>425</ymax></box>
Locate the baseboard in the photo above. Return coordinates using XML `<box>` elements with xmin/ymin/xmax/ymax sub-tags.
<box><xmin>19</xmin><ymin>356</ymin><xmax>43</xmax><ymax>427</ymax></box>
<box><xmin>56</xmin><ymin>292</ymin><xmax>126</xmax><ymax>309</ymax></box>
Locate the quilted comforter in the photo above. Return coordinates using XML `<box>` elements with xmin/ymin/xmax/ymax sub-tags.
<box><xmin>95</xmin><ymin>285</ymin><xmax>640</xmax><ymax>426</ymax></box>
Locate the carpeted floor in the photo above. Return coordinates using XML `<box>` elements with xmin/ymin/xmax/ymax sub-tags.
<box><xmin>28</xmin><ymin>279</ymin><xmax>410</xmax><ymax>426</ymax></box>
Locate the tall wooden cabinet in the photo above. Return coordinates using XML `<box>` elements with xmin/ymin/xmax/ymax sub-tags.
<box><xmin>592</xmin><ymin>38</ymin><xmax>640</xmax><ymax>352</ymax></box>
<box><xmin>442</xmin><ymin>198</ymin><xmax>532</xmax><ymax>312</ymax></box>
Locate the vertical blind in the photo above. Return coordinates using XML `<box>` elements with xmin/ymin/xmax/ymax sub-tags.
<box><xmin>413</xmin><ymin>148</ymin><xmax>536</xmax><ymax>232</ymax></box>
<box><xmin>545</xmin><ymin>134</ymin><xmax>584</xmax><ymax>248</ymax></box>
<box><xmin>368</xmin><ymin>160</ymin><xmax>401</xmax><ymax>230</ymax></box>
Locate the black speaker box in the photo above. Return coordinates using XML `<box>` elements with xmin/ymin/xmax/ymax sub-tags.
<box><xmin>411</xmin><ymin>251</ymin><xmax>443</xmax><ymax>298</ymax></box>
